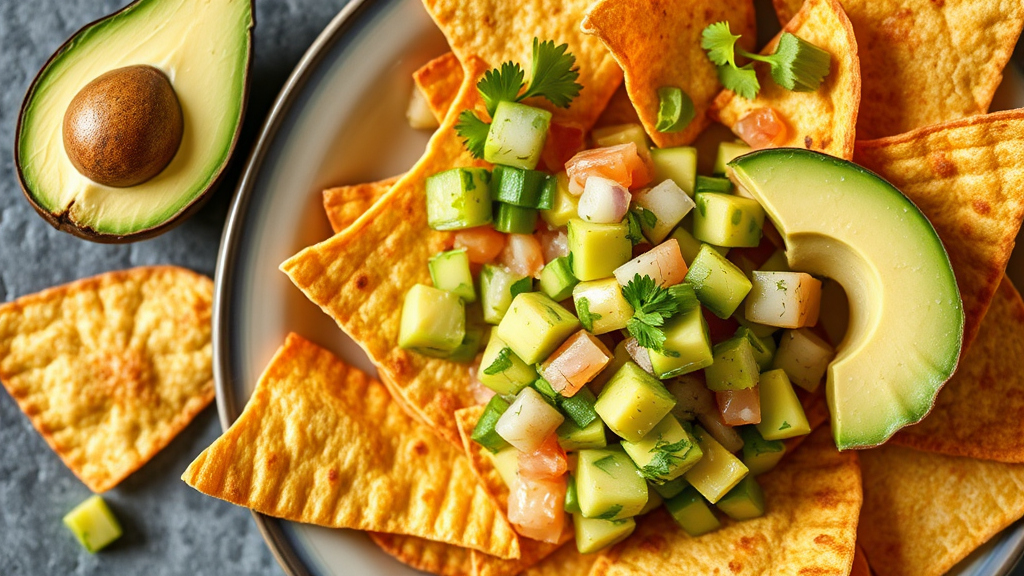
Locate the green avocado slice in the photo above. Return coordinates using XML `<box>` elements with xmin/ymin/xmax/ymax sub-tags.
<box><xmin>730</xmin><ymin>149</ymin><xmax>964</xmax><ymax>450</ymax></box>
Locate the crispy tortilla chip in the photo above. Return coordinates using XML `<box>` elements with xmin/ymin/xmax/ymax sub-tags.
<box><xmin>582</xmin><ymin>0</ymin><xmax>756</xmax><ymax>147</ymax></box>
<box><xmin>590</xmin><ymin>426</ymin><xmax>861</xmax><ymax>576</ymax></box>
<box><xmin>851</xmin><ymin>545</ymin><xmax>872</xmax><ymax>576</ymax></box>
<box><xmin>520</xmin><ymin>542</ymin><xmax>598</xmax><ymax>576</ymax></box>
<box><xmin>323</xmin><ymin>176</ymin><xmax>400</xmax><ymax>234</ymax></box>
<box><xmin>711</xmin><ymin>0</ymin><xmax>860</xmax><ymax>159</ymax></box>
<box><xmin>415</xmin><ymin>52</ymin><xmax>464</xmax><ymax>124</ymax></box>
<box><xmin>421</xmin><ymin>0</ymin><xmax>622</xmax><ymax>129</ymax></box>
<box><xmin>281</xmin><ymin>59</ymin><xmax>491</xmax><ymax>445</ymax></box>
<box><xmin>854</xmin><ymin>110</ymin><xmax>1024</xmax><ymax>354</ymax></box>
<box><xmin>0</xmin><ymin>266</ymin><xmax>214</xmax><ymax>493</ymax></box>
<box><xmin>858</xmin><ymin>444</ymin><xmax>1024</xmax><ymax>576</ymax></box>
<box><xmin>181</xmin><ymin>333</ymin><xmax>520</xmax><ymax>559</ymax></box>
<box><xmin>774</xmin><ymin>0</ymin><xmax>1024</xmax><ymax>139</ymax></box>
<box><xmin>369</xmin><ymin>533</ymin><xmax>474</xmax><ymax>576</ymax></box>
<box><xmin>891</xmin><ymin>278</ymin><xmax>1024</xmax><ymax>462</ymax></box>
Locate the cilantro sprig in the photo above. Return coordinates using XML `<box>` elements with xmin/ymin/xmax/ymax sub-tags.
<box><xmin>639</xmin><ymin>438</ymin><xmax>693</xmax><ymax>480</ymax></box>
<box><xmin>621</xmin><ymin>275</ymin><xmax>697</xmax><ymax>352</ymax></box>
<box><xmin>483</xmin><ymin>347</ymin><xmax>514</xmax><ymax>375</ymax></box>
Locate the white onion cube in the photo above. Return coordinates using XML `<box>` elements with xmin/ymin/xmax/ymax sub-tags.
<box><xmin>495</xmin><ymin>387</ymin><xmax>565</xmax><ymax>452</ymax></box>
<box><xmin>745</xmin><ymin>271</ymin><xmax>822</xmax><ymax>328</ymax></box>
<box><xmin>578</xmin><ymin>176</ymin><xmax>631</xmax><ymax>224</ymax></box>
<box><xmin>772</xmin><ymin>328</ymin><xmax>835</xmax><ymax>392</ymax></box>
<box><xmin>631</xmin><ymin>180</ymin><xmax>695</xmax><ymax>243</ymax></box>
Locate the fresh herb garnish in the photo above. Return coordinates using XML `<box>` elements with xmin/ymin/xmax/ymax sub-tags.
<box><xmin>779</xmin><ymin>421</ymin><xmax>792</xmax><ymax>430</ymax></box>
<box><xmin>593</xmin><ymin>454</ymin><xmax>618</xmax><ymax>475</ymax></box>
<box><xmin>594</xmin><ymin>505</ymin><xmax>623</xmax><ymax>520</ymax></box>
<box><xmin>510</xmin><ymin>276</ymin><xmax>533</xmax><ymax>300</ymax></box>
<box><xmin>575</xmin><ymin>296</ymin><xmax>602</xmax><ymax>332</ymax></box>
<box><xmin>621</xmin><ymin>274</ymin><xmax>694</xmax><ymax>352</ymax></box>
<box><xmin>639</xmin><ymin>438</ymin><xmax>692</xmax><ymax>480</ymax></box>
<box><xmin>625</xmin><ymin>211</ymin><xmax>646</xmax><ymax>246</ymax></box>
<box><xmin>455</xmin><ymin>110</ymin><xmax>491</xmax><ymax>159</ymax></box>
<box><xmin>483</xmin><ymin>347</ymin><xmax>514</xmax><ymax>375</ymax></box>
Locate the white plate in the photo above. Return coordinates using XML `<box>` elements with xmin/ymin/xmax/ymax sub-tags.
<box><xmin>213</xmin><ymin>0</ymin><xmax>1024</xmax><ymax>573</ymax></box>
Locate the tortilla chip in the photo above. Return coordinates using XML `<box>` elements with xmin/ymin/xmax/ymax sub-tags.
<box><xmin>890</xmin><ymin>278</ymin><xmax>1024</xmax><ymax>462</ymax></box>
<box><xmin>710</xmin><ymin>0</ymin><xmax>860</xmax><ymax>160</ymax></box>
<box><xmin>774</xmin><ymin>0</ymin><xmax>1024</xmax><ymax>139</ymax></box>
<box><xmin>421</xmin><ymin>0</ymin><xmax>622</xmax><ymax>130</ymax></box>
<box><xmin>594</xmin><ymin>85</ymin><xmax>641</xmax><ymax>129</ymax></box>
<box><xmin>858</xmin><ymin>444</ymin><xmax>1024</xmax><ymax>576</ymax></box>
<box><xmin>281</xmin><ymin>59</ymin><xmax>491</xmax><ymax>445</ymax></box>
<box><xmin>582</xmin><ymin>0</ymin><xmax>756</xmax><ymax>147</ymax></box>
<box><xmin>181</xmin><ymin>333</ymin><xmax>520</xmax><ymax>559</ymax></box>
<box><xmin>415</xmin><ymin>52</ymin><xmax>464</xmax><ymax>124</ymax></box>
<box><xmin>0</xmin><ymin>266</ymin><xmax>214</xmax><ymax>493</ymax></box>
<box><xmin>520</xmin><ymin>542</ymin><xmax>599</xmax><ymax>576</ymax></box>
<box><xmin>854</xmin><ymin>110</ymin><xmax>1024</xmax><ymax>355</ymax></box>
<box><xmin>590</xmin><ymin>426</ymin><xmax>862</xmax><ymax>576</ymax></box>
<box><xmin>850</xmin><ymin>545</ymin><xmax>872</xmax><ymax>576</ymax></box>
<box><xmin>369</xmin><ymin>533</ymin><xmax>474</xmax><ymax>576</ymax></box>
<box><xmin>323</xmin><ymin>176</ymin><xmax>400</xmax><ymax>234</ymax></box>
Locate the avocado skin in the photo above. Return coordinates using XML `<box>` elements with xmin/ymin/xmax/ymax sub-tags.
<box><xmin>14</xmin><ymin>0</ymin><xmax>255</xmax><ymax>243</ymax></box>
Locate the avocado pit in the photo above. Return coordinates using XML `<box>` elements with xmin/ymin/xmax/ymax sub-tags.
<box><xmin>63</xmin><ymin>65</ymin><xmax>183</xmax><ymax>188</ymax></box>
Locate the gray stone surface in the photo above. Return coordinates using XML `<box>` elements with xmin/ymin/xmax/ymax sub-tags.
<box><xmin>0</xmin><ymin>0</ymin><xmax>350</xmax><ymax>574</ymax></box>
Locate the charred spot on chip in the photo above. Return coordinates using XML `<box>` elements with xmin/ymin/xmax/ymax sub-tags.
<box><xmin>327</xmin><ymin>468</ymin><xmax>339</xmax><ymax>482</ymax></box>
<box><xmin>412</xmin><ymin>440</ymin><xmax>430</xmax><ymax>456</ymax></box>
<box><xmin>354</xmin><ymin>274</ymin><xmax>369</xmax><ymax>290</ymax></box>
<box><xmin>728</xmin><ymin>560</ymin><xmax>743</xmax><ymax>573</ymax></box>
<box><xmin>639</xmin><ymin>534</ymin><xmax>666</xmax><ymax>553</ymax></box>
<box><xmin>804</xmin><ymin>135</ymin><xmax>813</xmax><ymax>148</ymax></box>
<box><xmin>972</xmin><ymin>199</ymin><xmax>992</xmax><ymax>216</ymax></box>
<box><xmin>928</xmin><ymin>152</ymin><xmax>957</xmax><ymax>178</ymax></box>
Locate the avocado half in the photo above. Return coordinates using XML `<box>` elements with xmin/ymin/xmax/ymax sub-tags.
<box><xmin>730</xmin><ymin>149</ymin><xmax>964</xmax><ymax>450</ymax></box>
<box><xmin>15</xmin><ymin>0</ymin><xmax>255</xmax><ymax>242</ymax></box>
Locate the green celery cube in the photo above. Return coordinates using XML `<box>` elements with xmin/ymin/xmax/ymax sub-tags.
<box><xmin>572</xmin><ymin>277</ymin><xmax>634</xmax><ymax>334</ymax></box>
<box><xmin>576</xmin><ymin>445</ymin><xmax>648</xmax><ymax>520</ymax></box>
<box><xmin>756</xmin><ymin>369</ymin><xmax>812</xmax><ymax>440</ymax></box>
<box><xmin>478</xmin><ymin>333</ymin><xmax>537</xmax><ymax>395</ymax></box>
<box><xmin>739</xmin><ymin>425</ymin><xmax>787</xmax><ymax>476</ymax></box>
<box><xmin>594</xmin><ymin>362</ymin><xmax>677</xmax><ymax>442</ymax></box>
<box><xmin>485</xmin><ymin>101</ymin><xmax>551</xmax><ymax>170</ymax></box>
<box><xmin>425</xmin><ymin>167</ymin><xmax>492</xmax><ymax>230</ymax></box>
<box><xmin>715</xmin><ymin>475</ymin><xmax>765</xmax><ymax>520</ymax></box>
<box><xmin>63</xmin><ymin>495</ymin><xmax>123</xmax><ymax>553</ymax></box>
<box><xmin>567</xmin><ymin>219</ymin><xmax>632</xmax><ymax>281</ymax></box>
<box><xmin>693</xmin><ymin>192</ymin><xmax>765</xmax><ymax>248</ymax></box>
<box><xmin>683</xmin><ymin>426</ymin><xmax>749</xmax><ymax>503</ymax></box>
<box><xmin>574</xmin><ymin>514</ymin><xmax>636</xmax><ymax>554</ymax></box>
<box><xmin>492</xmin><ymin>165</ymin><xmax>551</xmax><ymax>207</ymax></box>
<box><xmin>539</xmin><ymin>256</ymin><xmax>578</xmax><ymax>301</ymax></box>
<box><xmin>651</xmin><ymin>146</ymin><xmax>698</xmax><ymax>196</ymax></box>
<box><xmin>471</xmin><ymin>395</ymin><xmax>511</xmax><ymax>453</ymax></box>
<box><xmin>665</xmin><ymin>486</ymin><xmax>721</xmax><ymax>537</ymax></box>
<box><xmin>496</xmin><ymin>292</ymin><xmax>580</xmax><ymax>364</ymax></box>
<box><xmin>648</xmin><ymin>306</ymin><xmax>713</xmax><ymax>379</ymax></box>
<box><xmin>621</xmin><ymin>414</ymin><xmax>703</xmax><ymax>483</ymax></box>
<box><xmin>684</xmin><ymin>244</ymin><xmax>752</xmax><ymax>318</ymax></box>
<box><xmin>398</xmin><ymin>284</ymin><xmax>465</xmax><ymax>356</ymax></box>
<box><xmin>429</xmin><ymin>249</ymin><xmax>476</xmax><ymax>302</ymax></box>
<box><xmin>704</xmin><ymin>336</ymin><xmax>760</xmax><ymax>391</ymax></box>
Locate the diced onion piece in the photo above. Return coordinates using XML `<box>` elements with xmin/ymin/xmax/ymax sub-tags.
<box><xmin>565</xmin><ymin>143</ymin><xmax>649</xmax><ymax>195</ymax></box>
<box><xmin>613</xmin><ymin>239</ymin><xmax>687</xmax><ymax>288</ymax></box>
<box><xmin>772</xmin><ymin>328</ymin><xmax>835</xmax><ymax>392</ymax></box>
<box><xmin>455</xmin><ymin>226</ymin><xmax>507</xmax><ymax>264</ymax></box>
<box><xmin>500</xmin><ymin>234</ymin><xmax>546</xmax><ymax>278</ymax></box>
<box><xmin>496</xmin><ymin>387</ymin><xmax>565</xmax><ymax>452</ymax></box>
<box><xmin>535</xmin><ymin>226</ymin><xmax>569</xmax><ymax>263</ymax></box>
<box><xmin>734</xmin><ymin>108</ymin><xmax>788</xmax><ymax>149</ymax></box>
<box><xmin>631</xmin><ymin>180</ymin><xmax>695</xmax><ymax>243</ymax></box>
<box><xmin>624</xmin><ymin>337</ymin><xmax>655</xmax><ymax>375</ymax></box>
<box><xmin>539</xmin><ymin>330</ymin><xmax>613</xmax><ymax>397</ymax></box>
<box><xmin>716</xmin><ymin>387</ymin><xmax>762</xmax><ymax>426</ymax></box>
<box><xmin>518</xmin><ymin>434</ymin><xmax>569</xmax><ymax>480</ymax></box>
<box><xmin>578</xmin><ymin>177</ymin><xmax>632</xmax><ymax>223</ymax></box>
<box><xmin>406</xmin><ymin>86</ymin><xmax>439</xmax><ymax>130</ymax></box>
<box><xmin>507</xmin><ymin>474</ymin><xmax>567</xmax><ymax>543</ymax></box>
<box><xmin>745</xmin><ymin>271</ymin><xmax>822</xmax><ymax>328</ymax></box>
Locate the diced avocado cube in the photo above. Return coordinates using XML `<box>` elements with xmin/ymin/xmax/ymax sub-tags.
<box><xmin>558</xmin><ymin>415</ymin><xmax>608</xmax><ymax>451</ymax></box>
<box><xmin>739</xmin><ymin>425</ymin><xmax>787</xmax><ymax>476</ymax></box>
<box><xmin>471</xmin><ymin>395</ymin><xmax>512</xmax><ymax>453</ymax></box>
<box><xmin>426</xmin><ymin>167</ymin><xmax>492</xmax><ymax>230</ymax></box>
<box><xmin>492</xmin><ymin>165</ymin><xmax>552</xmax><ymax>208</ymax></box>
<box><xmin>735</xmin><ymin>326</ymin><xmax>776</xmax><ymax>371</ymax></box>
<box><xmin>485</xmin><ymin>447</ymin><xmax>519</xmax><ymax>489</ymax></box>
<box><xmin>429</xmin><ymin>249</ymin><xmax>476</xmax><ymax>302</ymax></box>
<box><xmin>399</xmin><ymin>284</ymin><xmax>465</xmax><ymax>357</ymax></box>
<box><xmin>478</xmin><ymin>334</ymin><xmax>536</xmax><ymax>395</ymax></box>
<box><xmin>560</xmin><ymin>386</ymin><xmax>600</xmax><ymax>427</ymax></box>
<box><xmin>594</xmin><ymin>362</ymin><xmax>677</xmax><ymax>442</ymax></box>
<box><xmin>665</xmin><ymin>486</ymin><xmax>721</xmax><ymax>537</ymax></box>
<box><xmin>63</xmin><ymin>495</ymin><xmax>123</xmax><ymax>553</ymax></box>
<box><xmin>760</xmin><ymin>248</ymin><xmax>790</xmax><ymax>272</ymax></box>
<box><xmin>684</xmin><ymin>425</ymin><xmax>749</xmax><ymax>503</ymax></box>
<box><xmin>650</xmin><ymin>146</ymin><xmax>697</xmax><ymax>196</ymax></box>
<box><xmin>576</xmin><ymin>445</ymin><xmax>649</xmax><ymax>520</ymax></box>
<box><xmin>714</xmin><ymin>141</ymin><xmax>751</xmax><ymax>176</ymax></box>
<box><xmin>704</xmin><ymin>336</ymin><xmax>760</xmax><ymax>391</ymax></box>
<box><xmin>589</xmin><ymin>339</ymin><xmax>631</xmax><ymax>395</ymax></box>
<box><xmin>541</xmin><ymin>172</ymin><xmax>580</xmax><ymax>227</ymax></box>
<box><xmin>572</xmin><ymin>278</ymin><xmax>633</xmax><ymax>334</ymax></box>
<box><xmin>574</xmin><ymin>514</ymin><xmax>636</xmax><ymax>554</ymax></box>
<box><xmin>756</xmin><ymin>369</ymin><xmax>811</xmax><ymax>440</ymax></box>
<box><xmin>485</xmin><ymin>101</ymin><xmax>551</xmax><ymax>170</ymax></box>
<box><xmin>493</xmin><ymin>202</ymin><xmax>539</xmax><ymax>234</ymax></box>
<box><xmin>772</xmin><ymin>328</ymin><xmax>835</xmax><ymax>392</ymax></box>
<box><xmin>640</xmin><ymin>484</ymin><xmax>664</xmax><ymax>515</ymax></box>
<box><xmin>593</xmin><ymin>123</ymin><xmax>650</xmax><ymax>152</ymax></box>
<box><xmin>693</xmin><ymin>192</ymin><xmax>765</xmax><ymax>248</ymax></box>
<box><xmin>652</xmin><ymin>476</ymin><xmax>689</xmax><ymax>500</ymax></box>
<box><xmin>496</xmin><ymin>292</ymin><xmax>581</xmax><ymax>364</ymax></box>
<box><xmin>685</xmin><ymin>244</ymin><xmax>752</xmax><ymax>318</ymax></box>
<box><xmin>632</xmin><ymin>180</ymin><xmax>695</xmax><ymax>243</ymax></box>
<box><xmin>447</xmin><ymin>324</ymin><xmax>486</xmax><ymax>363</ymax></box>
<box><xmin>622</xmin><ymin>414</ymin><xmax>703</xmax><ymax>483</ymax></box>
<box><xmin>496</xmin><ymin>387</ymin><xmax>565</xmax><ymax>452</ymax></box>
<box><xmin>745</xmin><ymin>271</ymin><xmax>823</xmax><ymax>329</ymax></box>
<box><xmin>539</xmin><ymin>256</ymin><xmax>578</xmax><ymax>301</ymax></box>
<box><xmin>567</xmin><ymin>219</ymin><xmax>632</xmax><ymax>281</ymax></box>
<box><xmin>695</xmin><ymin>175</ymin><xmax>734</xmax><ymax>195</ymax></box>
<box><xmin>715</xmin><ymin>475</ymin><xmax>765</xmax><ymax>520</ymax></box>
<box><xmin>648</xmin><ymin>306</ymin><xmax>714</xmax><ymax>379</ymax></box>
<box><xmin>480</xmin><ymin>264</ymin><xmax>529</xmax><ymax>325</ymax></box>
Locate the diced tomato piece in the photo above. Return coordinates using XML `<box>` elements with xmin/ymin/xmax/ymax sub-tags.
<box><xmin>468</xmin><ymin>363</ymin><xmax>496</xmax><ymax>405</ymax></box>
<box><xmin>500</xmin><ymin>233</ymin><xmax>545</xmax><ymax>278</ymax></box>
<box><xmin>518</xmin><ymin>434</ymin><xmax>569</xmax><ymax>480</ymax></box>
<box><xmin>716</xmin><ymin>386</ymin><xmax>761</xmax><ymax>425</ymax></box>
<box><xmin>455</xmin><ymin>226</ymin><xmax>506</xmax><ymax>264</ymax></box>
<box><xmin>702</xmin><ymin>308</ymin><xmax>740</xmax><ymax>344</ymax></box>
<box><xmin>564</xmin><ymin>143</ymin><xmax>651</xmax><ymax>194</ymax></box>
<box><xmin>535</xmin><ymin>226</ymin><xmax>569</xmax><ymax>263</ymax></box>
<box><xmin>614</xmin><ymin>239</ymin><xmax>687</xmax><ymax>288</ymax></box>
<box><xmin>539</xmin><ymin>122</ymin><xmax>587</xmax><ymax>173</ymax></box>
<box><xmin>539</xmin><ymin>330</ymin><xmax>613</xmax><ymax>397</ymax></box>
<box><xmin>507</xmin><ymin>474</ymin><xmax>567</xmax><ymax>544</ymax></box>
<box><xmin>734</xmin><ymin>108</ymin><xmax>788</xmax><ymax>149</ymax></box>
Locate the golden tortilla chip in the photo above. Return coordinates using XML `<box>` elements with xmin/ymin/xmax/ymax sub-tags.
<box><xmin>590</xmin><ymin>426</ymin><xmax>861</xmax><ymax>576</ymax></box>
<box><xmin>774</xmin><ymin>0</ymin><xmax>1024</xmax><ymax>139</ymax></box>
<box><xmin>858</xmin><ymin>444</ymin><xmax>1024</xmax><ymax>576</ymax></box>
<box><xmin>369</xmin><ymin>533</ymin><xmax>474</xmax><ymax>576</ymax></box>
<box><xmin>0</xmin><ymin>266</ymin><xmax>214</xmax><ymax>493</ymax></box>
<box><xmin>891</xmin><ymin>278</ymin><xmax>1024</xmax><ymax>462</ymax></box>
<box><xmin>323</xmin><ymin>176</ymin><xmax>400</xmax><ymax>234</ymax></box>
<box><xmin>582</xmin><ymin>0</ymin><xmax>756</xmax><ymax>147</ymax></box>
<box><xmin>181</xmin><ymin>333</ymin><xmax>520</xmax><ymax>559</ymax></box>
<box><xmin>520</xmin><ymin>542</ymin><xmax>598</xmax><ymax>576</ymax></box>
<box><xmin>711</xmin><ymin>0</ymin><xmax>860</xmax><ymax>159</ymax></box>
<box><xmin>854</xmin><ymin>109</ymin><xmax>1024</xmax><ymax>355</ymax></box>
<box><xmin>851</xmin><ymin>545</ymin><xmax>872</xmax><ymax>576</ymax></box>
<box><xmin>421</xmin><ymin>0</ymin><xmax>622</xmax><ymax>129</ymax></box>
<box><xmin>415</xmin><ymin>52</ymin><xmax>464</xmax><ymax>124</ymax></box>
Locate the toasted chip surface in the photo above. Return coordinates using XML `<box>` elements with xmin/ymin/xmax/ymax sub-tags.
<box><xmin>858</xmin><ymin>444</ymin><xmax>1024</xmax><ymax>576</ymax></box>
<box><xmin>773</xmin><ymin>0</ymin><xmax>1024</xmax><ymax>139</ymax></box>
<box><xmin>323</xmin><ymin>176</ymin><xmax>400</xmax><ymax>234</ymax></box>
<box><xmin>369</xmin><ymin>533</ymin><xmax>474</xmax><ymax>576</ymax></box>
<box><xmin>855</xmin><ymin>110</ymin><xmax>1024</xmax><ymax>355</ymax></box>
<box><xmin>181</xmin><ymin>333</ymin><xmax>520</xmax><ymax>559</ymax></box>
<box><xmin>520</xmin><ymin>541</ymin><xmax>599</xmax><ymax>576</ymax></box>
<box><xmin>415</xmin><ymin>52</ymin><xmax>464</xmax><ymax>124</ymax></box>
<box><xmin>582</xmin><ymin>0</ymin><xmax>756</xmax><ymax>147</ymax></box>
<box><xmin>590</xmin><ymin>426</ymin><xmax>861</xmax><ymax>576</ymax></box>
<box><xmin>0</xmin><ymin>266</ymin><xmax>214</xmax><ymax>493</ymax></box>
<box><xmin>711</xmin><ymin>0</ymin><xmax>860</xmax><ymax>159</ymax></box>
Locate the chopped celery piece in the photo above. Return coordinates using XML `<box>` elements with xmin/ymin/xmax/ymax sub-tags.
<box><xmin>541</xmin><ymin>172</ymin><xmax>580</xmax><ymax>227</ymax></box>
<box><xmin>558</xmin><ymin>415</ymin><xmax>608</xmax><ymax>451</ymax></box>
<box><xmin>745</xmin><ymin>271</ymin><xmax>822</xmax><ymax>329</ymax></box>
<box><xmin>471</xmin><ymin>395</ymin><xmax>512</xmax><ymax>453</ymax></box>
<box><xmin>735</xmin><ymin>326</ymin><xmax>776</xmax><ymax>371</ymax></box>
<box><xmin>425</xmin><ymin>167</ymin><xmax>492</xmax><ymax>230</ymax></box>
<box><xmin>693</xmin><ymin>192</ymin><xmax>765</xmax><ymax>248</ymax></box>
<box><xmin>695</xmin><ymin>175</ymin><xmax>733</xmax><ymax>194</ymax></box>
<box><xmin>684</xmin><ymin>244</ymin><xmax>752</xmax><ymax>318</ymax></box>
<box><xmin>739</xmin><ymin>425</ymin><xmax>786</xmax><ymax>476</ymax></box>
<box><xmin>772</xmin><ymin>328</ymin><xmax>835</xmax><ymax>392</ymax></box>
<box><xmin>648</xmin><ymin>305</ymin><xmax>714</xmax><ymax>379</ymax></box>
<box><xmin>655</xmin><ymin>86</ymin><xmax>695</xmax><ymax>132</ymax></box>
<box><xmin>594</xmin><ymin>362</ymin><xmax>677</xmax><ymax>442</ymax></box>
<box><xmin>561</xmin><ymin>386</ymin><xmax>600</xmax><ymax>428</ymax></box>
<box><xmin>399</xmin><ymin>284</ymin><xmax>465</xmax><ymax>357</ymax></box>
<box><xmin>576</xmin><ymin>445</ymin><xmax>648</xmax><ymax>520</ymax></box>
<box><xmin>572</xmin><ymin>278</ymin><xmax>633</xmax><ymax>335</ymax></box>
<box><xmin>539</xmin><ymin>256</ymin><xmax>578</xmax><ymax>301</ymax></box>
<box><xmin>447</xmin><ymin>324</ymin><xmax>485</xmax><ymax>363</ymax></box>
<box><xmin>496</xmin><ymin>292</ymin><xmax>580</xmax><ymax>364</ymax></box>
<box><xmin>652</xmin><ymin>476</ymin><xmax>689</xmax><ymax>500</ymax></box>
<box><xmin>650</xmin><ymin>147</ymin><xmax>698</xmax><ymax>196</ymax></box>
<box><xmin>567</xmin><ymin>219</ymin><xmax>632</xmax><ymax>281</ymax></box>
<box><xmin>715</xmin><ymin>475</ymin><xmax>765</xmax><ymax>520</ymax></box>
<box><xmin>665</xmin><ymin>486</ymin><xmax>720</xmax><ymax>537</ymax></box>
<box><xmin>492</xmin><ymin>165</ymin><xmax>552</xmax><ymax>208</ymax></box>
<box><xmin>565</xmin><ymin>475</ymin><xmax>582</xmax><ymax>514</ymax></box>
<box><xmin>704</xmin><ymin>336</ymin><xmax>760</xmax><ymax>391</ymax></box>
<box><xmin>631</xmin><ymin>180</ymin><xmax>695</xmax><ymax>243</ymax></box>
<box><xmin>622</xmin><ymin>414</ymin><xmax>703</xmax><ymax>483</ymax></box>
<box><xmin>480</xmin><ymin>264</ymin><xmax>528</xmax><ymax>324</ymax></box>
<box><xmin>574</xmin><ymin>515</ymin><xmax>636</xmax><ymax>554</ymax></box>
<box><xmin>429</xmin><ymin>249</ymin><xmax>476</xmax><ymax>302</ymax></box>
<box><xmin>756</xmin><ymin>369</ymin><xmax>811</xmax><ymax>441</ymax></box>
<box><xmin>683</xmin><ymin>425</ymin><xmax>749</xmax><ymax>503</ymax></box>
<box><xmin>63</xmin><ymin>495</ymin><xmax>122</xmax><ymax>553</ymax></box>
<box><xmin>484</xmin><ymin>101</ymin><xmax>551</xmax><ymax>170</ymax></box>
<box><xmin>714</xmin><ymin>141</ymin><xmax>751</xmax><ymax>176</ymax></box>
<box><xmin>479</xmin><ymin>333</ymin><xmax>536</xmax><ymax>395</ymax></box>
<box><xmin>493</xmin><ymin>203</ymin><xmax>538</xmax><ymax>234</ymax></box>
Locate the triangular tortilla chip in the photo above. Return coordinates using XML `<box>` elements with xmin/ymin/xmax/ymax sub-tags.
<box><xmin>590</xmin><ymin>426</ymin><xmax>861</xmax><ymax>576</ymax></box>
<box><xmin>773</xmin><ymin>0</ymin><xmax>1024</xmax><ymax>139</ymax></box>
<box><xmin>520</xmin><ymin>541</ymin><xmax>599</xmax><ymax>576</ymax></box>
<box><xmin>891</xmin><ymin>277</ymin><xmax>1024</xmax><ymax>462</ymax></box>
<box><xmin>854</xmin><ymin>110</ymin><xmax>1024</xmax><ymax>355</ymax></box>
<box><xmin>581</xmin><ymin>0</ymin><xmax>756</xmax><ymax>148</ymax></box>
<box><xmin>0</xmin><ymin>266</ymin><xmax>214</xmax><ymax>493</ymax></box>
<box><xmin>369</xmin><ymin>533</ymin><xmax>473</xmax><ymax>576</ymax></box>
<box><xmin>323</xmin><ymin>176</ymin><xmax>400</xmax><ymax>234</ymax></box>
<box><xmin>181</xmin><ymin>333</ymin><xmax>520</xmax><ymax>559</ymax></box>
<box><xmin>711</xmin><ymin>0</ymin><xmax>861</xmax><ymax>159</ymax></box>
<box><xmin>414</xmin><ymin>51</ymin><xmax>464</xmax><ymax>124</ymax></box>
<box><xmin>858</xmin><ymin>444</ymin><xmax>1024</xmax><ymax>576</ymax></box>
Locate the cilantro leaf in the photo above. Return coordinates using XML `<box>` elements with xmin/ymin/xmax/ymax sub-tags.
<box><xmin>510</xmin><ymin>276</ymin><xmax>533</xmax><ymax>300</ymax></box>
<box><xmin>477</xmin><ymin>61</ymin><xmax>526</xmax><ymax>117</ymax></box>
<box><xmin>520</xmin><ymin>38</ymin><xmax>582</xmax><ymax>108</ymax></box>
<box><xmin>700</xmin><ymin>21</ymin><xmax>741</xmax><ymax>67</ymax></box>
<box><xmin>639</xmin><ymin>439</ymin><xmax>692</xmax><ymax>480</ymax></box>
<box><xmin>455</xmin><ymin>110</ymin><xmax>490</xmax><ymax>159</ymax></box>
<box><xmin>594</xmin><ymin>505</ymin><xmax>623</xmax><ymax>520</ymax></box>
<box><xmin>636</xmin><ymin>207</ymin><xmax>658</xmax><ymax>229</ymax></box>
<box><xmin>483</xmin><ymin>347</ymin><xmax>514</xmax><ymax>375</ymax></box>
<box><xmin>716</xmin><ymin>63</ymin><xmax>760</xmax><ymax>100</ymax></box>
<box><xmin>625</xmin><ymin>211</ymin><xmax>646</xmax><ymax>246</ymax></box>
<box><xmin>575</xmin><ymin>296</ymin><xmax>603</xmax><ymax>332</ymax></box>
<box><xmin>622</xmin><ymin>274</ymin><xmax>689</xmax><ymax>352</ymax></box>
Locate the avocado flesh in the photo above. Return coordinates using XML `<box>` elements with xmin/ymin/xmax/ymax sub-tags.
<box><xmin>17</xmin><ymin>0</ymin><xmax>253</xmax><ymax>238</ymax></box>
<box><xmin>730</xmin><ymin>149</ymin><xmax>964</xmax><ymax>450</ymax></box>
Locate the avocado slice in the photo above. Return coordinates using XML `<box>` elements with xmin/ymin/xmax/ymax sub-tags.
<box><xmin>730</xmin><ymin>149</ymin><xmax>964</xmax><ymax>449</ymax></box>
<box><xmin>16</xmin><ymin>0</ymin><xmax>253</xmax><ymax>241</ymax></box>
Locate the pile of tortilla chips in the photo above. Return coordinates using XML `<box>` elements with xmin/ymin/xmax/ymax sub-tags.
<box><xmin>183</xmin><ymin>0</ymin><xmax>1024</xmax><ymax>574</ymax></box>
